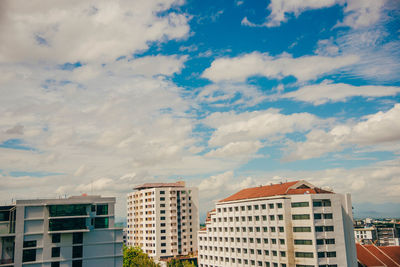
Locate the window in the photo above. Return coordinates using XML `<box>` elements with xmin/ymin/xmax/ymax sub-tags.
<box><xmin>51</xmin><ymin>262</ymin><xmax>60</xmax><ymax>267</ymax></box>
<box><xmin>293</xmin><ymin>227</ymin><xmax>311</xmax><ymax>232</ymax></box>
<box><xmin>49</xmin><ymin>205</ymin><xmax>87</xmax><ymax>217</ymax></box>
<box><xmin>254</xmin><ymin>205</ymin><xmax>259</xmax><ymax>210</ymax></box>
<box><xmin>279</xmin><ymin>227</ymin><xmax>284</xmax><ymax>232</ymax></box>
<box><xmin>270</xmin><ymin>215</ymin><xmax>275</xmax><ymax>221</ymax></box>
<box><xmin>52</xmin><ymin>234</ymin><xmax>61</xmax><ymax>243</ymax></box>
<box><xmin>326</xmin><ymin>252</ymin><xmax>336</xmax><ymax>257</ymax></box>
<box><xmin>73</xmin><ymin>232</ymin><xmax>83</xmax><ymax>244</ymax></box>
<box><xmin>23</xmin><ymin>240</ymin><xmax>37</xmax><ymax>248</ymax></box>
<box><xmin>291</xmin><ymin>202</ymin><xmax>309</xmax><ymax>208</ymax></box>
<box><xmin>22</xmin><ymin>249</ymin><xmax>36</xmax><ymax>262</ymax></box>
<box><xmin>278</xmin><ymin>215</ymin><xmax>284</xmax><ymax>220</ymax></box>
<box><xmin>318</xmin><ymin>252</ymin><xmax>325</xmax><ymax>258</ymax></box>
<box><xmin>279</xmin><ymin>239</ymin><xmax>285</xmax><ymax>245</ymax></box>
<box><xmin>160</xmin><ymin>197</ymin><xmax>165</xmax><ymax>201</ymax></box>
<box><xmin>73</xmin><ymin>246</ymin><xmax>83</xmax><ymax>258</ymax></box>
<box><xmin>161</xmin><ymin>249</ymin><xmax>166</xmax><ymax>253</ymax></box>
<box><xmin>96</xmin><ymin>204</ymin><xmax>108</xmax><ymax>215</ymax></box>
<box><xmin>262</xmin><ymin>204</ymin><xmax>266</xmax><ymax>209</ymax></box>
<box><xmin>94</xmin><ymin>217</ymin><xmax>109</xmax><ymax>228</ymax></box>
<box><xmin>314</xmin><ymin>213</ymin><xmax>322</xmax><ymax>219</ymax></box>
<box><xmin>315</xmin><ymin>226</ymin><xmax>324</xmax><ymax>232</ymax></box>
<box><xmin>324</xmin><ymin>213</ymin><xmax>333</xmax><ymax>219</ymax></box>
<box><xmin>317</xmin><ymin>239</ymin><xmax>324</xmax><ymax>245</ymax></box>
<box><xmin>72</xmin><ymin>260</ymin><xmax>82</xmax><ymax>267</ymax></box>
<box><xmin>292</xmin><ymin>214</ymin><xmax>310</xmax><ymax>220</ymax></box>
<box><xmin>325</xmin><ymin>239</ymin><xmax>335</xmax><ymax>244</ymax></box>
<box><xmin>280</xmin><ymin>251</ymin><xmax>286</xmax><ymax>257</ymax></box>
<box><xmin>313</xmin><ymin>201</ymin><xmax>322</xmax><ymax>207</ymax></box>
<box><xmin>325</xmin><ymin>226</ymin><xmax>334</xmax><ymax>232</ymax></box>
<box><xmin>52</xmin><ymin>247</ymin><xmax>60</xmax><ymax>257</ymax></box>
<box><xmin>294</xmin><ymin>239</ymin><xmax>312</xmax><ymax>245</ymax></box>
<box><xmin>49</xmin><ymin>218</ymin><xmax>86</xmax><ymax>231</ymax></box>
<box><xmin>160</xmin><ymin>191</ymin><xmax>165</xmax><ymax>194</ymax></box>
<box><xmin>277</xmin><ymin>203</ymin><xmax>283</xmax><ymax>208</ymax></box>
<box><xmin>269</xmin><ymin>204</ymin><xmax>274</xmax><ymax>209</ymax></box>
<box><xmin>295</xmin><ymin>252</ymin><xmax>313</xmax><ymax>258</ymax></box>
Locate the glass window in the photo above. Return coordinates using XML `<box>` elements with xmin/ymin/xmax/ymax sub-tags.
<box><xmin>52</xmin><ymin>234</ymin><xmax>61</xmax><ymax>243</ymax></box>
<box><xmin>295</xmin><ymin>252</ymin><xmax>313</xmax><ymax>258</ymax></box>
<box><xmin>293</xmin><ymin>227</ymin><xmax>311</xmax><ymax>232</ymax></box>
<box><xmin>292</xmin><ymin>214</ymin><xmax>310</xmax><ymax>220</ymax></box>
<box><xmin>326</xmin><ymin>252</ymin><xmax>336</xmax><ymax>257</ymax></box>
<box><xmin>269</xmin><ymin>204</ymin><xmax>274</xmax><ymax>209</ymax></box>
<box><xmin>51</xmin><ymin>262</ymin><xmax>60</xmax><ymax>267</ymax></box>
<box><xmin>73</xmin><ymin>232</ymin><xmax>83</xmax><ymax>244</ymax></box>
<box><xmin>315</xmin><ymin>226</ymin><xmax>324</xmax><ymax>232</ymax></box>
<box><xmin>49</xmin><ymin>205</ymin><xmax>87</xmax><ymax>217</ymax></box>
<box><xmin>325</xmin><ymin>239</ymin><xmax>335</xmax><ymax>244</ymax></box>
<box><xmin>49</xmin><ymin>218</ymin><xmax>86</xmax><ymax>231</ymax></box>
<box><xmin>318</xmin><ymin>252</ymin><xmax>325</xmax><ymax>258</ymax></box>
<box><xmin>22</xmin><ymin>249</ymin><xmax>36</xmax><ymax>262</ymax></box>
<box><xmin>72</xmin><ymin>260</ymin><xmax>82</xmax><ymax>267</ymax></box>
<box><xmin>317</xmin><ymin>239</ymin><xmax>324</xmax><ymax>245</ymax></box>
<box><xmin>325</xmin><ymin>226</ymin><xmax>334</xmax><ymax>232</ymax></box>
<box><xmin>277</xmin><ymin>203</ymin><xmax>283</xmax><ymax>208</ymax></box>
<box><xmin>160</xmin><ymin>191</ymin><xmax>165</xmax><ymax>194</ymax></box>
<box><xmin>313</xmin><ymin>201</ymin><xmax>322</xmax><ymax>207</ymax></box>
<box><xmin>52</xmin><ymin>247</ymin><xmax>60</xmax><ymax>257</ymax></box>
<box><xmin>314</xmin><ymin>213</ymin><xmax>322</xmax><ymax>219</ymax></box>
<box><xmin>294</xmin><ymin>239</ymin><xmax>313</xmax><ymax>245</ymax></box>
<box><xmin>73</xmin><ymin>246</ymin><xmax>83</xmax><ymax>258</ymax></box>
<box><xmin>94</xmin><ymin>217</ymin><xmax>109</xmax><ymax>229</ymax></box>
<box><xmin>291</xmin><ymin>202</ymin><xmax>309</xmax><ymax>208</ymax></box>
<box><xmin>324</xmin><ymin>213</ymin><xmax>333</xmax><ymax>219</ymax></box>
<box><xmin>96</xmin><ymin>204</ymin><xmax>108</xmax><ymax>215</ymax></box>
<box><xmin>23</xmin><ymin>240</ymin><xmax>37</xmax><ymax>248</ymax></box>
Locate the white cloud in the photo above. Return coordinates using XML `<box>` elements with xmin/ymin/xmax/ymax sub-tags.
<box><xmin>196</xmin><ymin>82</ymin><xmax>266</xmax><ymax>107</ymax></box>
<box><xmin>205</xmin><ymin>141</ymin><xmax>263</xmax><ymax>158</ymax></box>
<box><xmin>339</xmin><ymin>0</ymin><xmax>386</xmax><ymax>29</ymax></box>
<box><xmin>204</xmin><ymin>109</ymin><xmax>320</xmax><ymax>147</ymax></box>
<box><xmin>265</xmin><ymin>0</ymin><xmax>337</xmax><ymax>27</ymax></box>
<box><xmin>286</xmin><ymin>104</ymin><xmax>400</xmax><ymax>160</ymax></box>
<box><xmin>202</xmin><ymin>52</ymin><xmax>359</xmax><ymax>83</ymax></box>
<box><xmin>0</xmin><ymin>0</ymin><xmax>190</xmax><ymax>63</ymax></box>
<box><xmin>280</xmin><ymin>80</ymin><xmax>400</xmax><ymax>105</ymax></box>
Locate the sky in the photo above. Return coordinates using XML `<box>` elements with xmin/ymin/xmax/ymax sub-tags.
<box><xmin>0</xmin><ymin>0</ymin><xmax>399</xmax><ymax>221</ymax></box>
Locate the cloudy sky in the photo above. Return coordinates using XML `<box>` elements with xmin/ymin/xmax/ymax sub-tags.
<box><xmin>1</xmin><ymin>0</ymin><xmax>399</xmax><ymax>220</ymax></box>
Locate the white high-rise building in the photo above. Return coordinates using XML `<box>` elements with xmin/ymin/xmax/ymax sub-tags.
<box><xmin>198</xmin><ymin>180</ymin><xmax>357</xmax><ymax>267</ymax></box>
<box><xmin>126</xmin><ymin>181</ymin><xmax>199</xmax><ymax>260</ymax></box>
<box><xmin>0</xmin><ymin>195</ymin><xmax>123</xmax><ymax>267</ymax></box>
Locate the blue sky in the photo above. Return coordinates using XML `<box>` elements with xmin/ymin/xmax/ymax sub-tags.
<box><xmin>0</xmin><ymin>0</ymin><xmax>399</xmax><ymax>219</ymax></box>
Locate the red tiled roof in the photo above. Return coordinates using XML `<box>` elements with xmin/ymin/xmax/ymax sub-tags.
<box><xmin>219</xmin><ymin>180</ymin><xmax>332</xmax><ymax>202</ymax></box>
<box><xmin>357</xmin><ymin>243</ymin><xmax>400</xmax><ymax>266</ymax></box>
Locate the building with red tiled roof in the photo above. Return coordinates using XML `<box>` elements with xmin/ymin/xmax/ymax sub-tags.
<box><xmin>357</xmin><ymin>243</ymin><xmax>400</xmax><ymax>266</ymax></box>
<box><xmin>198</xmin><ymin>180</ymin><xmax>357</xmax><ymax>267</ymax></box>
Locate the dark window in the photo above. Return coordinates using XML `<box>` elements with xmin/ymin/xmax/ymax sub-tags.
<box><xmin>295</xmin><ymin>252</ymin><xmax>313</xmax><ymax>258</ymax></box>
<box><xmin>291</xmin><ymin>202</ymin><xmax>309</xmax><ymax>208</ymax></box>
<box><xmin>324</xmin><ymin>213</ymin><xmax>333</xmax><ymax>219</ymax></box>
<box><xmin>91</xmin><ymin>205</ymin><xmax>96</xmax><ymax>212</ymax></box>
<box><xmin>52</xmin><ymin>234</ymin><xmax>61</xmax><ymax>243</ymax></box>
<box><xmin>49</xmin><ymin>205</ymin><xmax>87</xmax><ymax>217</ymax></box>
<box><xmin>293</xmin><ymin>227</ymin><xmax>311</xmax><ymax>232</ymax></box>
<box><xmin>49</xmin><ymin>218</ymin><xmax>86</xmax><ymax>231</ymax></box>
<box><xmin>277</xmin><ymin>203</ymin><xmax>283</xmax><ymax>208</ymax></box>
<box><xmin>22</xmin><ymin>249</ymin><xmax>36</xmax><ymax>262</ymax></box>
<box><xmin>23</xmin><ymin>240</ymin><xmax>37</xmax><ymax>248</ymax></box>
<box><xmin>73</xmin><ymin>232</ymin><xmax>83</xmax><ymax>244</ymax></box>
<box><xmin>51</xmin><ymin>262</ymin><xmax>60</xmax><ymax>267</ymax></box>
<box><xmin>325</xmin><ymin>226</ymin><xmax>334</xmax><ymax>232</ymax></box>
<box><xmin>52</xmin><ymin>247</ymin><xmax>60</xmax><ymax>257</ymax></box>
<box><xmin>326</xmin><ymin>251</ymin><xmax>336</xmax><ymax>257</ymax></box>
<box><xmin>294</xmin><ymin>239</ymin><xmax>312</xmax><ymax>245</ymax></box>
<box><xmin>96</xmin><ymin>204</ymin><xmax>108</xmax><ymax>215</ymax></box>
<box><xmin>313</xmin><ymin>201</ymin><xmax>322</xmax><ymax>207</ymax></box>
<box><xmin>73</xmin><ymin>246</ymin><xmax>83</xmax><ymax>258</ymax></box>
<box><xmin>293</xmin><ymin>214</ymin><xmax>310</xmax><ymax>220</ymax></box>
<box><xmin>314</xmin><ymin>213</ymin><xmax>322</xmax><ymax>219</ymax></box>
<box><xmin>317</xmin><ymin>239</ymin><xmax>324</xmax><ymax>245</ymax></box>
<box><xmin>318</xmin><ymin>252</ymin><xmax>325</xmax><ymax>258</ymax></box>
<box><xmin>160</xmin><ymin>191</ymin><xmax>165</xmax><ymax>194</ymax></box>
<box><xmin>94</xmin><ymin>217</ymin><xmax>109</xmax><ymax>229</ymax></box>
<box><xmin>72</xmin><ymin>260</ymin><xmax>82</xmax><ymax>267</ymax></box>
<box><xmin>325</xmin><ymin>239</ymin><xmax>335</xmax><ymax>244</ymax></box>
<box><xmin>315</xmin><ymin>226</ymin><xmax>324</xmax><ymax>232</ymax></box>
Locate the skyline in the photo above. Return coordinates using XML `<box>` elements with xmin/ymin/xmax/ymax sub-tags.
<box><xmin>0</xmin><ymin>0</ymin><xmax>399</xmax><ymax>220</ymax></box>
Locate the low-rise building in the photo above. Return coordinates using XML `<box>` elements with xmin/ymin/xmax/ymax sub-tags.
<box><xmin>198</xmin><ymin>180</ymin><xmax>357</xmax><ymax>267</ymax></box>
<box><xmin>0</xmin><ymin>195</ymin><xmax>123</xmax><ymax>267</ymax></box>
<box><xmin>354</xmin><ymin>227</ymin><xmax>377</xmax><ymax>245</ymax></box>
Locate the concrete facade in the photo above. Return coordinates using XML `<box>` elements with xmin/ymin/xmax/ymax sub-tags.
<box><xmin>0</xmin><ymin>195</ymin><xmax>123</xmax><ymax>267</ymax></box>
<box><xmin>127</xmin><ymin>181</ymin><xmax>199</xmax><ymax>260</ymax></box>
<box><xmin>198</xmin><ymin>180</ymin><xmax>357</xmax><ymax>267</ymax></box>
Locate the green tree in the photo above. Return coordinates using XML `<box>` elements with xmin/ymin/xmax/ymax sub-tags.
<box><xmin>167</xmin><ymin>258</ymin><xmax>196</xmax><ymax>267</ymax></box>
<box><xmin>123</xmin><ymin>246</ymin><xmax>160</xmax><ymax>267</ymax></box>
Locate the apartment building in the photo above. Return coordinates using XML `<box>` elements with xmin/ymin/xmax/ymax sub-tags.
<box><xmin>0</xmin><ymin>195</ymin><xmax>123</xmax><ymax>267</ymax></box>
<box><xmin>127</xmin><ymin>181</ymin><xmax>199</xmax><ymax>260</ymax></box>
<box><xmin>198</xmin><ymin>180</ymin><xmax>357</xmax><ymax>267</ymax></box>
<box><xmin>354</xmin><ymin>227</ymin><xmax>377</xmax><ymax>245</ymax></box>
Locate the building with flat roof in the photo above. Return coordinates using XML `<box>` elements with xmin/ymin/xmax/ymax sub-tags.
<box><xmin>127</xmin><ymin>181</ymin><xmax>199</xmax><ymax>260</ymax></box>
<box><xmin>198</xmin><ymin>180</ymin><xmax>357</xmax><ymax>267</ymax></box>
<box><xmin>0</xmin><ymin>195</ymin><xmax>123</xmax><ymax>267</ymax></box>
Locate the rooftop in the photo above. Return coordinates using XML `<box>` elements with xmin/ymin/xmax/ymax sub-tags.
<box><xmin>219</xmin><ymin>180</ymin><xmax>333</xmax><ymax>203</ymax></box>
<box><xmin>134</xmin><ymin>181</ymin><xmax>186</xmax><ymax>190</ymax></box>
<box><xmin>357</xmin><ymin>243</ymin><xmax>400</xmax><ymax>266</ymax></box>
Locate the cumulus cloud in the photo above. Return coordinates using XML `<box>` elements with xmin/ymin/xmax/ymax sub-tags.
<box><xmin>203</xmin><ymin>109</ymin><xmax>320</xmax><ymax>147</ymax></box>
<box><xmin>338</xmin><ymin>0</ymin><xmax>386</xmax><ymax>29</ymax></box>
<box><xmin>205</xmin><ymin>141</ymin><xmax>263</xmax><ymax>158</ymax></box>
<box><xmin>286</xmin><ymin>104</ymin><xmax>400</xmax><ymax>160</ymax></box>
<box><xmin>202</xmin><ymin>52</ymin><xmax>359</xmax><ymax>83</ymax></box>
<box><xmin>0</xmin><ymin>0</ymin><xmax>190</xmax><ymax>63</ymax></box>
<box><xmin>280</xmin><ymin>81</ymin><xmax>400</xmax><ymax>105</ymax></box>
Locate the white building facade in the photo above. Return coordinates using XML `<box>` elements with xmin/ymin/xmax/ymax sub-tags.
<box><xmin>0</xmin><ymin>195</ymin><xmax>123</xmax><ymax>267</ymax></box>
<box><xmin>354</xmin><ymin>227</ymin><xmax>376</xmax><ymax>244</ymax></box>
<box><xmin>127</xmin><ymin>181</ymin><xmax>199</xmax><ymax>260</ymax></box>
<box><xmin>198</xmin><ymin>180</ymin><xmax>357</xmax><ymax>267</ymax></box>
